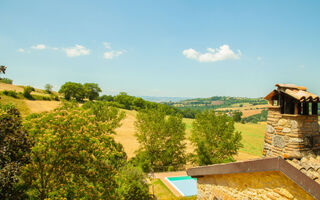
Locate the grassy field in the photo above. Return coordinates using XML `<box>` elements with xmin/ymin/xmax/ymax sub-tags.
<box><xmin>150</xmin><ymin>179</ymin><xmax>196</xmax><ymax>200</ymax></box>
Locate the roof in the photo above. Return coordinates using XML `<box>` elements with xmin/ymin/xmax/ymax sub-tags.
<box><xmin>264</xmin><ymin>83</ymin><xmax>320</xmax><ymax>103</ymax></box>
<box><xmin>187</xmin><ymin>157</ymin><xmax>320</xmax><ymax>199</ymax></box>
<box><xmin>286</xmin><ymin>155</ymin><xmax>320</xmax><ymax>183</ymax></box>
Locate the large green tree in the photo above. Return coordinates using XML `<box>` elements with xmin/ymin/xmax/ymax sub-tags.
<box><xmin>22</xmin><ymin>104</ymin><xmax>127</xmax><ymax>200</ymax></box>
<box><xmin>134</xmin><ymin>108</ymin><xmax>187</xmax><ymax>172</ymax></box>
<box><xmin>0</xmin><ymin>104</ymin><xmax>33</xmax><ymax>200</ymax></box>
<box><xmin>190</xmin><ymin>110</ymin><xmax>243</xmax><ymax>165</ymax></box>
<box><xmin>83</xmin><ymin>83</ymin><xmax>102</xmax><ymax>101</ymax></box>
<box><xmin>59</xmin><ymin>82</ymin><xmax>85</xmax><ymax>102</ymax></box>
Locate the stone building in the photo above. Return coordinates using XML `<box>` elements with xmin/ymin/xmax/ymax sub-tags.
<box><xmin>187</xmin><ymin>84</ymin><xmax>320</xmax><ymax>199</ymax></box>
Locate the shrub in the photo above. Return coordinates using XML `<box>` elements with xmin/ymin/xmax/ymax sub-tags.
<box><xmin>0</xmin><ymin>78</ymin><xmax>13</xmax><ymax>84</ymax></box>
<box><xmin>2</xmin><ymin>90</ymin><xmax>18</xmax><ymax>98</ymax></box>
<box><xmin>23</xmin><ymin>86</ymin><xmax>35</xmax><ymax>99</ymax></box>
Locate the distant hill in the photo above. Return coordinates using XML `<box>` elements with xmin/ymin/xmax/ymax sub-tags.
<box><xmin>140</xmin><ymin>96</ymin><xmax>193</xmax><ymax>103</ymax></box>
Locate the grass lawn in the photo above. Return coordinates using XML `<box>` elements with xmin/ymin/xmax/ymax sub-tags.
<box><xmin>150</xmin><ymin>179</ymin><xmax>196</xmax><ymax>200</ymax></box>
<box><xmin>235</xmin><ymin>122</ymin><xmax>266</xmax><ymax>156</ymax></box>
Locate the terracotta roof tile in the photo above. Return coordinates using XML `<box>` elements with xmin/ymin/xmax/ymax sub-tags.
<box><xmin>286</xmin><ymin>155</ymin><xmax>320</xmax><ymax>182</ymax></box>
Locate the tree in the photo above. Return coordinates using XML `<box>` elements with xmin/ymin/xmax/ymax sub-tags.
<box><xmin>116</xmin><ymin>164</ymin><xmax>153</xmax><ymax>200</ymax></box>
<box><xmin>0</xmin><ymin>65</ymin><xmax>6</xmax><ymax>79</ymax></box>
<box><xmin>190</xmin><ymin>110</ymin><xmax>243</xmax><ymax>165</ymax></box>
<box><xmin>232</xmin><ymin>111</ymin><xmax>243</xmax><ymax>122</ymax></box>
<box><xmin>0</xmin><ymin>104</ymin><xmax>33</xmax><ymax>200</ymax></box>
<box><xmin>23</xmin><ymin>86</ymin><xmax>35</xmax><ymax>99</ymax></box>
<box><xmin>134</xmin><ymin>108</ymin><xmax>187</xmax><ymax>172</ymax></box>
<box><xmin>22</xmin><ymin>105</ymin><xmax>127</xmax><ymax>200</ymax></box>
<box><xmin>44</xmin><ymin>84</ymin><xmax>53</xmax><ymax>94</ymax></box>
<box><xmin>83</xmin><ymin>83</ymin><xmax>102</xmax><ymax>101</ymax></box>
<box><xmin>59</xmin><ymin>82</ymin><xmax>85</xmax><ymax>102</ymax></box>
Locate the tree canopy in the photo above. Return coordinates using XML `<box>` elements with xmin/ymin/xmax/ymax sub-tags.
<box><xmin>134</xmin><ymin>108</ymin><xmax>187</xmax><ymax>172</ymax></box>
<box><xmin>0</xmin><ymin>104</ymin><xmax>33</xmax><ymax>200</ymax></box>
<box><xmin>83</xmin><ymin>83</ymin><xmax>102</xmax><ymax>101</ymax></box>
<box><xmin>190</xmin><ymin>110</ymin><xmax>243</xmax><ymax>165</ymax></box>
<box><xmin>22</xmin><ymin>103</ymin><xmax>128</xmax><ymax>200</ymax></box>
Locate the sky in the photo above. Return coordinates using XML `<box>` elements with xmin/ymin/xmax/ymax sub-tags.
<box><xmin>1</xmin><ymin>0</ymin><xmax>320</xmax><ymax>98</ymax></box>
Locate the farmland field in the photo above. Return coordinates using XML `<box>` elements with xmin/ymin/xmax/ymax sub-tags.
<box><xmin>115</xmin><ymin>110</ymin><xmax>265</xmax><ymax>160</ymax></box>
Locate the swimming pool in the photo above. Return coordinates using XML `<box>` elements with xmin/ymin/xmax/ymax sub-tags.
<box><xmin>165</xmin><ymin>176</ymin><xmax>197</xmax><ymax>196</ymax></box>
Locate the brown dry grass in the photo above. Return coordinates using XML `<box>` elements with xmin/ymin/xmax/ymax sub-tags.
<box><xmin>0</xmin><ymin>82</ymin><xmax>24</xmax><ymax>92</ymax></box>
<box><xmin>24</xmin><ymin>100</ymin><xmax>61</xmax><ymax>113</ymax></box>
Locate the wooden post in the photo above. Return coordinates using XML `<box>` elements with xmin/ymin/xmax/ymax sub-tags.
<box><xmin>312</xmin><ymin>103</ymin><xmax>318</xmax><ymax>115</ymax></box>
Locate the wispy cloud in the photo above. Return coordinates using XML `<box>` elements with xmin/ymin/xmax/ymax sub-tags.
<box><xmin>17</xmin><ymin>48</ymin><xmax>25</xmax><ymax>53</ymax></box>
<box><xmin>31</xmin><ymin>44</ymin><xmax>46</xmax><ymax>50</ymax></box>
<box><xmin>257</xmin><ymin>56</ymin><xmax>262</xmax><ymax>61</ymax></box>
<box><xmin>104</xmin><ymin>50</ymin><xmax>125</xmax><ymax>59</ymax></box>
<box><xmin>182</xmin><ymin>45</ymin><xmax>241</xmax><ymax>63</ymax></box>
<box><xmin>103</xmin><ymin>42</ymin><xmax>111</xmax><ymax>49</ymax></box>
<box><xmin>63</xmin><ymin>45</ymin><xmax>90</xmax><ymax>57</ymax></box>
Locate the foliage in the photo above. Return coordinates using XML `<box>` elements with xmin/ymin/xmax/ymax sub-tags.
<box><xmin>0</xmin><ymin>104</ymin><xmax>33</xmax><ymax>200</ymax></box>
<box><xmin>59</xmin><ymin>81</ymin><xmax>85</xmax><ymax>102</ymax></box>
<box><xmin>134</xmin><ymin>108</ymin><xmax>187</xmax><ymax>172</ymax></box>
<box><xmin>83</xmin><ymin>83</ymin><xmax>102</xmax><ymax>101</ymax></box>
<box><xmin>0</xmin><ymin>65</ymin><xmax>7</xmax><ymax>78</ymax></box>
<box><xmin>22</xmin><ymin>105</ymin><xmax>127</xmax><ymax>200</ymax></box>
<box><xmin>2</xmin><ymin>90</ymin><xmax>18</xmax><ymax>98</ymax></box>
<box><xmin>190</xmin><ymin>110</ymin><xmax>243</xmax><ymax>165</ymax></box>
<box><xmin>116</xmin><ymin>164</ymin><xmax>153</xmax><ymax>200</ymax></box>
<box><xmin>232</xmin><ymin>111</ymin><xmax>243</xmax><ymax>122</ymax></box>
<box><xmin>99</xmin><ymin>94</ymin><xmax>114</xmax><ymax>102</ymax></box>
<box><xmin>82</xmin><ymin>101</ymin><xmax>126</xmax><ymax>134</ymax></box>
<box><xmin>44</xmin><ymin>84</ymin><xmax>53</xmax><ymax>94</ymax></box>
<box><xmin>242</xmin><ymin>110</ymin><xmax>268</xmax><ymax>123</ymax></box>
<box><xmin>23</xmin><ymin>86</ymin><xmax>35</xmax><ymax>99</ymax></box>
<box><xmin>0</xmin><ymin>78</ymin><xmax>13</xmax><ymax>84</ymax></box>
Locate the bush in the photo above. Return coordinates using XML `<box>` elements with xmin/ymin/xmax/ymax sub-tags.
<box><xmin>23</xmin><ymin>86</ymin><xmax>35</xmax><ymax>99</ymax></box>
<box><xmin>2</xmin><ymin>90</ymin><xmax>18</xmax><ymax>98</ymax></box>
<box><xmin>0</xmin><ymin>78</ymin><xmax>13</xmax><ymax>84</ymax></box>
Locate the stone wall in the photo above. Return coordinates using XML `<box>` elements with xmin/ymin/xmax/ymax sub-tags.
<box><xmin>263</xmin><ymin>106</ymin><xmax>319</xmax><ymax>159</ymax></box>
<box><xmin>197</xmin><ymin>171</ymin><xmax>315</xmax><ymax>200</ymax></box>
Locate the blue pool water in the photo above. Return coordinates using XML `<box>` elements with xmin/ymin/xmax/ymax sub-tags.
<box><xmin>166</xmin><ymin>176</ymin><xmax>197</xmax><ymax>196</ymax></box>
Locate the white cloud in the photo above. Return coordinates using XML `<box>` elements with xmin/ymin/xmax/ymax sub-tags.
<box><xmin>17</xmin><ymin>48</ymin><xmax>25</xmax><ymax>53</ymax></box>
<box><xmin>63</xmin><ymin>45</ymin><xmax>90</xmax><ymax>57</ymax></box>
<box><xmin>31</xmin><ymin>44</ymin><xmax>46</xmax><ymax>50</ymax></box>
<box><xmin>104</xmin><ymin>50</ymin><xmax>125</xmax><ymax>59</ymax></box>
<box><xmin>182</xmin><ymin>45</ymin><xmax>241</xmax><ymax>63</ymax></box>
<box><xmin>103</xmin><ymin>42</ymin><xmax>111</xmax><ymax>49</ymax></box>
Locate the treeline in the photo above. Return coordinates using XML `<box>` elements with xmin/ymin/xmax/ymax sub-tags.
<box><xmin>166</xmin><ymin>96</ymin><xmax>267</xmax><ymax>111</ymax></box>
<box><xmin>58</xmin><ymin>81</ymin><xmax>200</xmax><ymax>118</ymax></box>
<box><xmin>99</xmin><ymin>92</ymin><xmax>200</xmax><ymax>118</ymax></box>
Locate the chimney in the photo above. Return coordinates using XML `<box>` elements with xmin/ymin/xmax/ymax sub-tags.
<box><xmin>263</xmin><ymin>84</ymin><xmax>320</xmax><ymax>159</ymax></box>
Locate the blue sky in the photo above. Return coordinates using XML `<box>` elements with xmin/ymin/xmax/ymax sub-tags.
<box><xmin>1</xmin><ymin>1</ymin><xmax>320</xmax><ymax>98</ymax></box>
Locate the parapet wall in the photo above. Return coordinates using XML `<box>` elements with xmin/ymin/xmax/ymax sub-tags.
<box><xmin>263</xmin><ymin>106</ymin><xmax>319</xmax><ymax>159</ymax></box>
